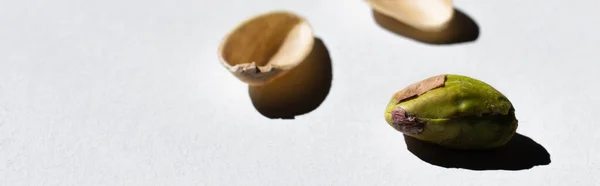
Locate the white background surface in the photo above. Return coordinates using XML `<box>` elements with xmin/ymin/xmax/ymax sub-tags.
<box><xmin>1</xmin><ymin>0</ymin><xmax>599</xmax><ymax>185</ymax></box>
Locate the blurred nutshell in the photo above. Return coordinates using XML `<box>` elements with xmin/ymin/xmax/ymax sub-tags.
<box><xmin>248</xmin><ymin>37</ymin><xmax>332</xmax><ymax>119</ymax></box>
<box><xmin>218</xmin><ymin>11</ymin><xmax>315</xmax><ymax>85</ymax></box>
<box><xmin>365</xmin><ymin>0</ymin><xmax>454</xmax><ymax>32</ymax></box>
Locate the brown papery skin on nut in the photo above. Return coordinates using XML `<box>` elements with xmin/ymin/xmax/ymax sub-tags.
<box><xmin>391</xmin><ymin>107</ymin><xmax>424</xmax><ymax>135</ymax></box>
<box><xmin>394</xmin><ymin>74</ymin><xmax>446</xmax><ymax>103</ymax></box>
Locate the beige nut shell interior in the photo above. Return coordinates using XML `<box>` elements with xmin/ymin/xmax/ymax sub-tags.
<box><xmin>366</xmin><ymin>0</ymin><xmax>454</xmax><ymax>32</ymax></box>
<box><xmin>218</xmin><ymin>11</ymin><xmax>314</xmax><ymax>85</ymax></box>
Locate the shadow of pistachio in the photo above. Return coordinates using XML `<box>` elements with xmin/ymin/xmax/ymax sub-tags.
<box><xmin>404</xmin><ymin>133</ymin><xmax>551</xmax><ymax>171</ymax></box>
<box><xmin>248</xmin><ymin>37</ymin><xmax>332</xmax><ymax>119</ymax></box>
<box><xmin>372</xmin><ymin>8</ymin><xmax>480</xmax><ymax>45</ymax></box>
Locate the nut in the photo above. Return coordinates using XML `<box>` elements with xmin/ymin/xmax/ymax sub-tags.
<box><xmin>384</xmin><ymin>74</ymin><xmax>518</xmax><ymax>149</ymax></box>
<box><xmin>218</xmin><ymin>11</ymin><xmax>314</xmax><ymax>85</ymax></box>
<box><xmin>365</xmin><ymin>0</ymin><xmax>454</xmax><ymax>32</ymax></box>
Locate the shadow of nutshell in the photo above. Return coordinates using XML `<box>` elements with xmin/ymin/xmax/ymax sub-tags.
<box><xmin>404</xmin><ymin>133</ymin><xmax>551</xmax><ymax>171</ymax></box>
<box><xmin>248</xmin><ymin>37</ymin><xmax>332</xmax><ymax>119</ymax></box>
<box><xmin>372</xmin><ymin>8</ymin><xmax>479</xmax><ymax>45</ymax></box>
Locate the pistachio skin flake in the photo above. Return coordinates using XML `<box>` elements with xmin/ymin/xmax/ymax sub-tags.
<box><xmin>384</xmin><ymin>74</ymin><xmax>518</xmax><ymax>150</ymax></box>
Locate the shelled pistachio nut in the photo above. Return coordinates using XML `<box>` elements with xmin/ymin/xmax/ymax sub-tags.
<box><xmin>218</xmin><ymin>11</ymin><xmax>315</xmax><ymax>85</ymax></box>
<box><xmin>384</xmin><ymin>74</ymin><xmax>518</xmax><ymax>150</ymax></box>
<box><xmin>365</xmin><ymin>0</ymin><xmax>454</xmax><ymax>32</ymax></box>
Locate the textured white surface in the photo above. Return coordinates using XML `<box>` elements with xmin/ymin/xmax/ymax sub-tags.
<box><xmin>1</xmin><ymin>0</ymin><xmax>599</xmax><ymax>185</ymax></box>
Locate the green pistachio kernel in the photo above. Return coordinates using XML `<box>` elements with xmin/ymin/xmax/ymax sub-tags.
<box><xmin>384</xmin><ymin>74</ymin><xmax>518</xmax><ymax>149</ymax></box>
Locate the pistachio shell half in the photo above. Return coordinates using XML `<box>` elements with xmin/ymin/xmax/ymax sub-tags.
<box><xmin>384</xmin><ymin>74</ymin><xmax>518</xmax><ymax>149</ymax></box>
<box><xmin>218</xmin><ymin>11</ymin><xmax>314</xmax><ymax>85</ymax></box>
<box><xmin>365</xmin><ymin>0</ymin><xmax>454</xmax><ymax>32</ymax></box>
